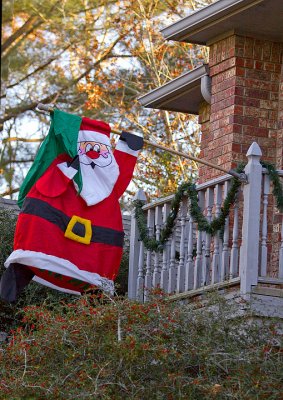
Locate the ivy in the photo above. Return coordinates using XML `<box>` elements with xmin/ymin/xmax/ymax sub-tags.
<box><xmin>134</xmin><ymin>162</ymin><xmax>283</xmax><ymax>253</ymax></box>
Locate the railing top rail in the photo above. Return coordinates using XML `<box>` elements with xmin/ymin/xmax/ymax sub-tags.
<box><xmin>142</xmin><ymin>169</ymin><xmax>283</xmax><ymax>212</ymax></box>
<box><xmin>262</xmin><ymin>168</ymin><xmax>283</xmax><ymax>176</ymax></box>
<box><xmin>142</xmin><ymin>173</ymin><xmax>232</xmax><ymax>211</ymax></box>
<box><xmin>142</xmin><ymin>194</ymin><xmax>175</xmax><ymax>211</ymax></box>
<box><xmin>196</xmin><ymin>173</ymin><xmax>232</xmax><ymax>190</ymax></box>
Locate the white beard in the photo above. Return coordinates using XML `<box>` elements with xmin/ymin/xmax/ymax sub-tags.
<box><xmin>78</xmin><ymin>151</ymin><xmax>119</xmax><ymax>206</ymax></box>
<box><xmin>57</xmin><ymin>150</ymin><xmax>119</xmax><ymax>206</ymax></box>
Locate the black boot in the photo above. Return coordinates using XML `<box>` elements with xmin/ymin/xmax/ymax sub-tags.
<box><xmin>0</xmin><ymin>263</ymin><xmax>34</xmax><ymax>303</ymax></box>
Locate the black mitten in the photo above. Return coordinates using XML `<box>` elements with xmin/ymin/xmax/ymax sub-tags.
<box><xmin>120</xmin><ymin>131</ymin><xmax>144</xmax><ymax>151</ymax></box>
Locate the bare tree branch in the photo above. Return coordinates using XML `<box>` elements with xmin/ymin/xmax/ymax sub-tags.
<box><xmin>1</xmin><ymin>159</ymin><xmax>35</xmax><ymax>167</ymax></box>
<box><xmin>0</xmin><ymin>187</ymin><xmax>20</xmax><ymax>197</ymax></box>
<box><xmin>2</xmin><ymin>45</ymin><xmax>73</xmax><ymax>94</ymax></box>
<box><xmin>1</xmin><ymin>15</ymin><xmax>39</xmax><ymax>53</ymax></box>
<box><xmin>2</xmin><ymin>137</ymin><xmax>43</xmax><ymax>143</ymax></box>
<box><xmin>0</xmin><ymin>32</ymin><xmax>129</xmax><ymax>125</ymax></box>
<box><xmin>2</xmin><ymin>0</ymin><xmax>62</xmax><ymax>60</ymax></box>
<box><xmin>2</xmin><ymin>18</ymin><xmax>45</xmax><ymax>62</ymax></box>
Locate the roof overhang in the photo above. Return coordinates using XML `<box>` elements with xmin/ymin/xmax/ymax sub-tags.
<box><xmin>138</xmin><ymin>64</ymin><xmax>210</xmax><ymax>114</ymax></box>
<box><xmin>161</xmin><ymin>0</ymin><xmax>283</xmax><ymax>45</ymax></box>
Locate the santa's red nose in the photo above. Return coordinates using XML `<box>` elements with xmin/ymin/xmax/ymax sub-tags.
<box><xmin>86</xmin><ymin>150</ymin><xmax>100</xmax><ymax>159</ymax></box>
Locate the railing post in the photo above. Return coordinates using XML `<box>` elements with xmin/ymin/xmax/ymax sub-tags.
<box><xmin>128</xmin><ymin>189</ymin><xmax>147</xmax><ymax>300</ymax></box>
<box><xmin>239</xmin><ymin>142</ymin><xmax>263</xmax><ymax>295</ymax></box>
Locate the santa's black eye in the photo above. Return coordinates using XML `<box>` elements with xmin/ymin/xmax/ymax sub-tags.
<box><xmin>93</xmin><ymin>144</ymin><xmax>100</xmax><ymax>152</ymax></box>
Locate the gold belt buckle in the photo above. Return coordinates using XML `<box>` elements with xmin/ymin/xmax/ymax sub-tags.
<box><xmin>64</xmin><ymin>215</ymin><xmax>92</xmax><ymax>245</ymax></box>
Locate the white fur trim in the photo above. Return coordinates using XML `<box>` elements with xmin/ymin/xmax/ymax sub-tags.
<box><xmin>78</xmin><ymin>130</ymin><xmax>111</xmax><ymax>146</ymax></box>
<box><xmin>4</xmin><ymin>249</ymin><xmax>114</xmax><ymax>294</ymax></box>
<box><xmin>115</xmin><ymin>140</ymin><xmax>139</xmax><ymax>157</ymax></box>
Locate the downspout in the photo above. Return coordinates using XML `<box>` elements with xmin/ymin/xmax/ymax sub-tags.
<box><xmin>201</xmin><ymin>74</ymin><xmax>211</xmax><ymax>104</ymax></box>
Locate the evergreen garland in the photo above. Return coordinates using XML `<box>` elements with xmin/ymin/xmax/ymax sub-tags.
<box><xmin>261</xmin><ymin>161</ymin><xmax>283</xmax><ymax>213</ymax></box>
<box><xmin>134</xmin><ymin>161</ymin><xmax>283</xmax><ymax>253</ymax></box>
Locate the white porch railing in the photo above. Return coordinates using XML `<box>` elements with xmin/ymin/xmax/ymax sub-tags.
<box><xmin>128</xmin><ymin>142</ymin><xmax>283</xmax><ymax>302</ymax></box>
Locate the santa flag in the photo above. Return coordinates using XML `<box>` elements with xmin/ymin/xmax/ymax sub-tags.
<box><xmin>0</xmin><ymin>110</ymin><xmax>143</xmax><ymax>302</ymax></box>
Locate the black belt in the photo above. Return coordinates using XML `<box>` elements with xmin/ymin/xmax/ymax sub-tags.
<box><xmin>21</xmin><ymin>197</ymin><xmax>124</xmax><ymax>247</ymax></box>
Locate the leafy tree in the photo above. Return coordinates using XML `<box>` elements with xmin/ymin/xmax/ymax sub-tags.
<box><xmin>80</xmin><ymin>0</ymin><xmax>212</xmax><ymax>197</ymax></box>
<box><xmin>1</xmin><ymin>0</ymin><xmax>214</xmax><ymax>199</ymax></box>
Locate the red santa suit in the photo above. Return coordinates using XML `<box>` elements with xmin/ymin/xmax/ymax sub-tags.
<box><xmin>3</xmin><ymin>116</ymin><xmax>142</xmax><ymax>296</ymax></box>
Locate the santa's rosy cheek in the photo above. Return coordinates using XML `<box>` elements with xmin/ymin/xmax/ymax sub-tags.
<box><xmin>100</xmin><ymin>150</ymin><xmax>110</xmax><ymax>158</ymax></box>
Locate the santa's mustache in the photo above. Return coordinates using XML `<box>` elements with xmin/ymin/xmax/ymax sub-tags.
<box><xmin>79</xmin><ymin>151</ymin><xmax>113</xmax><ymax>167</ymax></box>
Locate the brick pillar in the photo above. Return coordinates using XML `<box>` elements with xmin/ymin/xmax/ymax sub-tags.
<box><xmin>270</xmin><ymin>64</ymin><xmax>283</xmax><ymax>276</ymax></box>
<box><xmin>198</xmin><ymin>34</ymin><xmax>283</xmax><ymax>183</ymax></box>
<box><xmin>277</xmin><ymin>64</ymin><xmax>283</xmax><ymax>168</ymax></box>
<box><xmin>198</xmin><ymin>101</ymin><xmax>211</xmax><ymax>181</ymax></box>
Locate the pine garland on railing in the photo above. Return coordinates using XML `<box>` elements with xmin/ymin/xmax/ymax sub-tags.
<box><xmin>134</xmin><ymin>164</ymin><xmax>245</xmax><ymax>252</ymax></box>
<box><xmin>261</xmin><ymin>161</ymin><xmax>283</xmax><ymax>213</ymax></box>
<box><xmin>134</xmin><ymin>162</ymin><xmax>283</xmax><ymax>253</ymax></box>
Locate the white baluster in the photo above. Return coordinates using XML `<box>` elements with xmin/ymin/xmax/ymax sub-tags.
<box><xmin>202</xmin><ymin>188</ymin><xmax>213</xmax><ymax>286</ymax></box>
<box><xmin>219</xmin><ymin>241</ymin><xmax>223</xmax><ymax>276</ymax></box>
<box><xmin>211</xmin><ymin>184</ymin><xmax>222</xmax><ymax>284</ymax></box>
<box><xmin>176</xmin><ymin>198</ymin><xmax>188</xmax><ymax>293</ymax></box>
<box><xmin>136</xmin><ymin>242</ymin><xmax>145</xmax><ymax>302</ymax></box>
<box><xmin>128</xmin><ymin>189</ymin><xmax>146</xmax><ymax>300</ymax></box>
<box><xmin>221</xmin><ymin>181</ymin><xmax>230</xmax><ymax>282</ymax></box>
<box><xmin>144</xmin><ymin>208</ymin><xmax>154</xmax><ymax>302</ymax></box>
<box><xmin>218</xmin><ymin>189</ymin><xmax>223</xmax><ymax>279</ymax></box>
<box><xmin>168</xmin><ymin>233</ymin><xmax>176</xmax><ymax>293</ymax></box>
<box><xmin>185</xmin><ymin>217</ymin><xmax>194</xmax><ymax>291</ymax></box>
<box><xmin>152</xmin><ymin>206</ymin><xmax>162</xmax><ymax>288</ymax></box>
<box><xmin>230</xmin><ymin>190</ymin><xmax>240</xmax><ymax>278</ymax></box>
<box><xmin>194</xmin><ymin>190</ymin><xmax>205</xmax><ymax>289</ymax></box>
<box><xmin>183</xmin><ymin>216</ymin><xmax>190</xmax><ymax>268</ymax></box>
<box><xmin>160</xmin><ymin>203</ymin><xmax>170</xmax><ymax>292</ymax></box>
<box><xmin>260</xmin><ymin>173</ymin><xmax>270</xmax><ymax>277</ymax></box>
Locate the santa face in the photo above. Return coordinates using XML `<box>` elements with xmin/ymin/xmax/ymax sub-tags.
<box><xmin>76</xmin><ymin>139</ymin><xmax>120</xmax><ymax>206</ymax></box>
<box><xmin>78</xmin><ymin>141</ymin><xmax>113</xmax><ymax>168</ymax></box>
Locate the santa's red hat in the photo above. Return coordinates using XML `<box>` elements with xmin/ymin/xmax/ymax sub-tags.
<box><xmin>78</xmin><ymin>118</ymin><xmax>111</xmax><ymax>146</ymax></box>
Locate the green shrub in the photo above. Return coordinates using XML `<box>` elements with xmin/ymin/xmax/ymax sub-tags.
<box><xmin>0</xmin><ymin>293</ymin><xmax>282</xmax><ymax>399</ymax></box>
<box><xmin>0</xmin><ymin>209</ymin><xmax>18</xmax><ymax>331</ymax></box>
<box><xmin>0</xmin><ymin>209</ymin><xmax>76</xmax><ymax>331</ymax></box>
<box><xmin>115</xmin><ymin>240</ymin><xmax>129</xmax><ymax>296</ymax></box>
<box><xmin>0</xmin><ymin>209</ymin><xmax>17</xmax><ymax>272</ymax></box>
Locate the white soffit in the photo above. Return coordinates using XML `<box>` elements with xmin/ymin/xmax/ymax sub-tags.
<box><xmin>161</xmin><ymin>0</ymin><xmax>283</xmax><ymax>44</ymax></box>
<box><xmin>138</xmin><ymin>64</ymin><xmax>209</xmax><ymax>115</ymax></box>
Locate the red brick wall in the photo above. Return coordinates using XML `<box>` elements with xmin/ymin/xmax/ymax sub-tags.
<box><xmin>198</xmin><ymin>101</ymin><xmax>211</xmax><ymax>167</ymax></box>
<box><xmin>270</xmin><ymin>63</ymin><xmax>283</xmax><ymax>276</ymax></box>
<box><xmin>277</xmin><ymin>64</ymin><xmax>283</xmax><ymax>168</ymax></box>
<box><xmin>198</xmin><ymin>34</ymin><xmax>283</xmax><ymax>183</ymax></box>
